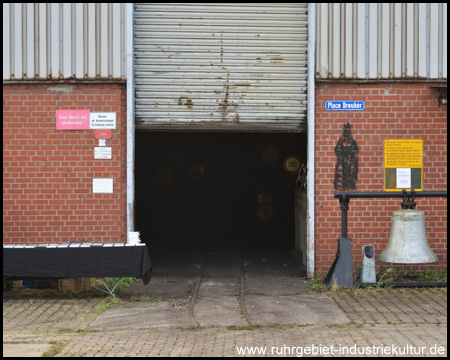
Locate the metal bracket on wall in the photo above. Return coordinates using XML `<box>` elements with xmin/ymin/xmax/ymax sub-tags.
<box><xmin>401</xmin><ymin>189</ymin><xmax>416</xmax><ymax>209</ymax></box>
<box><xmin>430</xmin><ymin>85</ymin><xmax>447</xmax><ymax>107</ymax></box>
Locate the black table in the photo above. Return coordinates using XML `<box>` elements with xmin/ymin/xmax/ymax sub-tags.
<box><xmin>3</xmin><ymin>243</ymin><xmax>152</xmax><ymax>297</ymax></box>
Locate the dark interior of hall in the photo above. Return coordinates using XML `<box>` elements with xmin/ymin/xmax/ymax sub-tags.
<box><xmin>135</xmin><ymin>131</ymin><xmax>306</xmax><ymax>253</ymax></box>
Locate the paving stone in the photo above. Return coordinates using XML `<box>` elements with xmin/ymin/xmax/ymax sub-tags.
<box><xmin>2</xmin><ymin>253</ymin><xmax>447</xmax><ymax>357</ymax></box>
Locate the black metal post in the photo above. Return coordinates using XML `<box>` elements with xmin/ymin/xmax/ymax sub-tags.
<box><xmin>323</xmin><ymin>193</ymin><xmax>353</xmax><ymax>289</ymax></box>
<box><xmin>324</xmin><ymin>190</ymin><xmax>447</xmax><ymax>289</ymax></box>
<box><xmin>339</xmin><ymin>193</ymin><xmax>350</xmax><ymax>238</ymax></box>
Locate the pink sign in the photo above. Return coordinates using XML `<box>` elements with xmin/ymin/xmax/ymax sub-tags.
<box><xmin>56</xmin><ymin>110</ymin><xmax>90</xmax><ymax>130</ymax></box>
<box><xmin>95</xmin><ymin>129</ymin><xmax>112</xmax><ymax>139</ymax></box>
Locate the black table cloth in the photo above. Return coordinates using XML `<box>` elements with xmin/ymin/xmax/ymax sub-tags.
<box><xmin>3</xmin><ymin>244</ymin><xmax>152</xmax><ymax>285</ymax></box>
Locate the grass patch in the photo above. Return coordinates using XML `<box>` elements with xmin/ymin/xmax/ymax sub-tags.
<box><xmin>41</xmin><ymin>341</ymin><xmax>66</xmax><ymax>357</ymax></box>
<box><xmin>95</xmin><ymin>296</ymin><xmax>124</xmax><ymax>315</ymax></box>
<box><xmin>90</xmin><ymin>277</ymin><xmax>135</xmax><ymax>297</ymax></box>
<box><xmin>309</xmin><ymin>271</ymin><xmax>327</xmax><ymax>293</ymax></box>
<box><xmin>417</xmin><ymin>269</ymin><xmax>447</xmax><ymax>282</ymax></box>
<box><xmin>128</xmin><ymin>293</ymin><xmax>163</xmax><ymax>302</ymax></box>
<box><xmin>227</xmin><ymin>325</ymin><xmax>261</xmax><ymax>331</ymax></box>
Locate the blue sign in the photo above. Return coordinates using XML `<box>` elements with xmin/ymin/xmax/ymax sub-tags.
<box><xmin>325</xmin><ymin>100</ymin><xmax>365</xmax><ymax>111</ymax></box>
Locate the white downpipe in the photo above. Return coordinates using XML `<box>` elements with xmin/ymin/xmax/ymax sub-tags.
<box><xmin>126</xmin><ymin>4</ymin><xmax>135</xmax><ymax>237</ymax></box>
<box><xmin>306</xmin><ymin>3</ymin><xmax>316</xmax><ymax>279</ymax></box>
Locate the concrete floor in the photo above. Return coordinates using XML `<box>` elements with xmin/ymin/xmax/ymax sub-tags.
<box><xmin>94</xmin><ymin>250</ymin><xmax>349</xmax><ymax>329</ymax></box>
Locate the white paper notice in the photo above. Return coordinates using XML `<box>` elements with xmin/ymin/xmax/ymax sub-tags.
<box><xmin>94</xmin><ymin>147</ymin><xmax>112</xmax><ymax>159</ymax></box>
<box><xmin>396</xmin><ymin>168</ymin><xmax>411</xmax><ymax>188</ymax></box>
<box><xmin>93</xmin><ymin>178</ymin><xmax>114</xmax><ymax>193</ymax></box>
<box><xmin>90</xmin><ymin>112</ymin><xmax>116</xmax><ymax>129</ymax></box>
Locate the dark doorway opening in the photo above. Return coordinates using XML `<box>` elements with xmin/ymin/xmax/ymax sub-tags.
<box><xmin>135</xmin><ymin>131</ymin><xmax>306</xmax><ymax>253</ymax></box>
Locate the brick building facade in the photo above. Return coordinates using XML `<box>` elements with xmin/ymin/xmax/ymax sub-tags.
<box><xmin>3</xmin><ymin>83</ymin><xmax>128</xmax><ymax>245</ymax></box>
<box><xmin>2</xmin><ymin>3</ymin><xmax>447</xmax><ymax>279</ymax></box>
<box><xmin>314</xmin><ymin>82</ymin><xmax>447</xmax><ymax>273</ymax></box>
<box><xmin>3</xmin><ymin>81</ymin><xmax>446</xmax><ymax>275</ymax></box>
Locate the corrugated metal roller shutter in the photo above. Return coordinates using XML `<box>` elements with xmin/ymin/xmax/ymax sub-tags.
<box><xmin>134</xmin><ymin>3</ymin><xmax>308</xmax><ymax>132</ymax></box>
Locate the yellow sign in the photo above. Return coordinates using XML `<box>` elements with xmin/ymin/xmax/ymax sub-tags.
<box><xmin>258</xmin><ymin>194</ymin><xmax>272</xmax><ymax>204</ymax></box>
<box><xmin>283</xmin><ymin>155</ymin><xmax>302</xmax><ymax>174</ymax></box>
<box><xmin>384</xmin><ymin>139</ymin><xmax>423</xmax><ymax>191</ymax></box>
<box><xmin>384</xmin><ymin>139</ymin><xmax>423</xmax><ymax>168</ymax></box>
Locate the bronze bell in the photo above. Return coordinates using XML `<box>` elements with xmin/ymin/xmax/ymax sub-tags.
<box><xmin>378</xmin><ymin>209</ymin><xmax>438</xmax><ymax>264</ymax></box>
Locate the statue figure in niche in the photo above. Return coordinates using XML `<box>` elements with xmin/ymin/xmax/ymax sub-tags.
<box><xmin>334</xmin><ymin>123</ymin><xmax>359</xmax><ymax>190</ymax></box>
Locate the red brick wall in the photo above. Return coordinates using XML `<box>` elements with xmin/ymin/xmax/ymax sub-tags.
<box><xmin>3</xmin><ymin>83</ymin><xmax>127</xmax><ymax>245</ymax></box>
<box><xmin>314</xmin><ymin>82</ymin><xmax>447</xmax><ymax>274</ymax></box>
